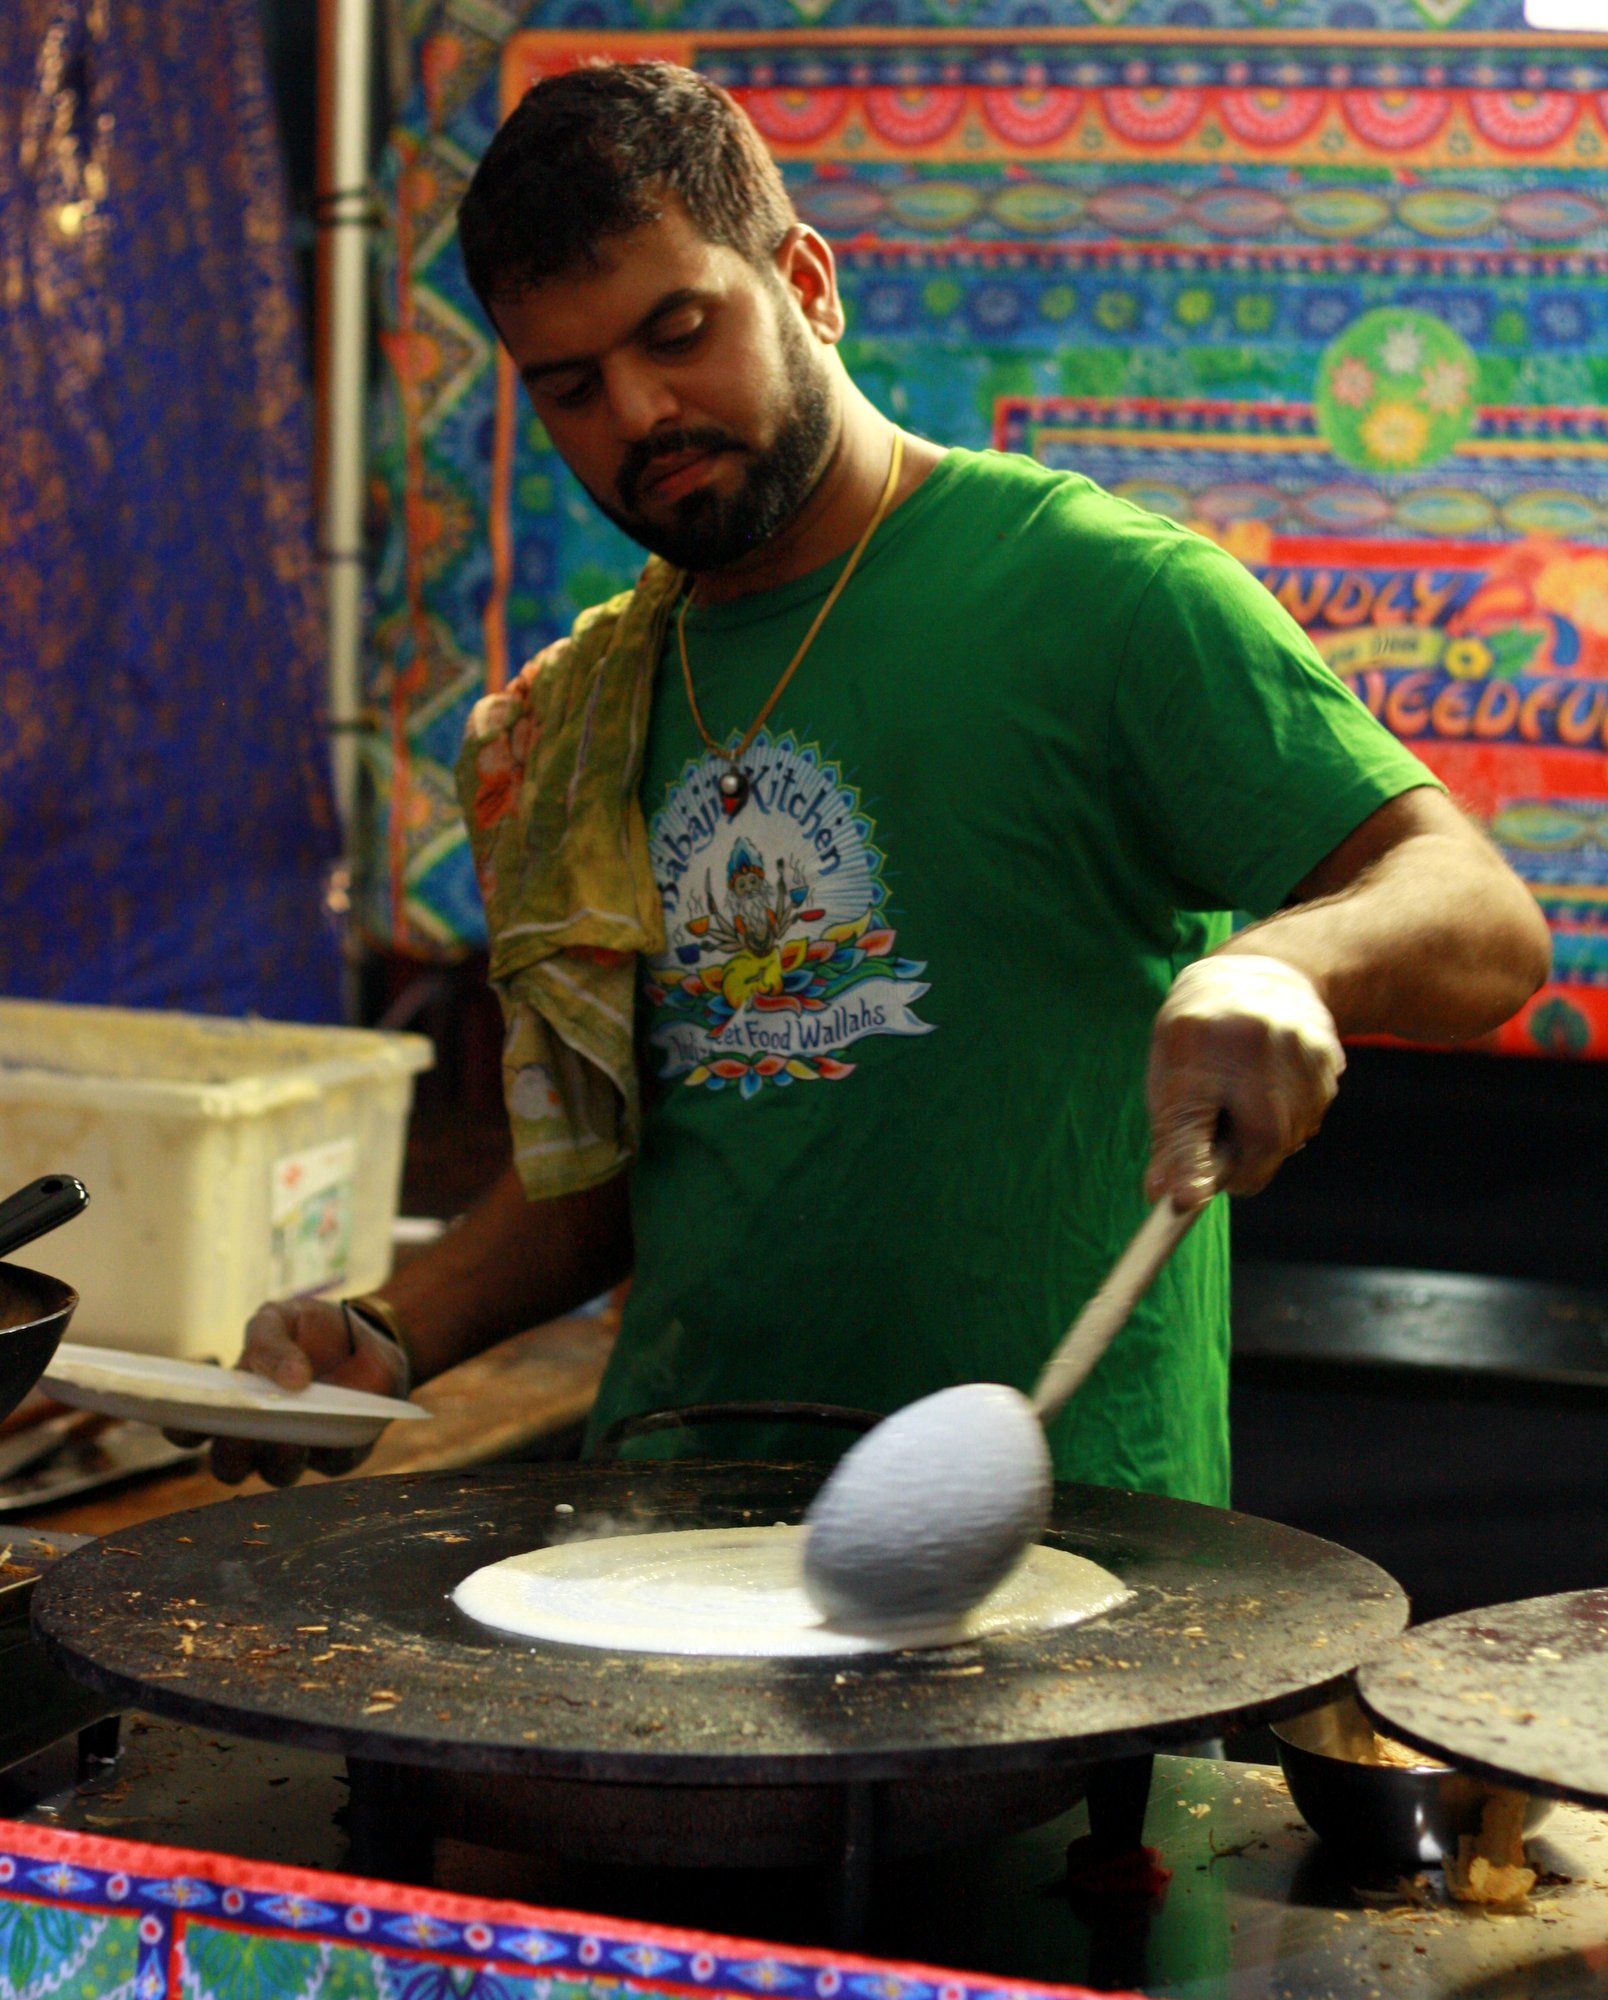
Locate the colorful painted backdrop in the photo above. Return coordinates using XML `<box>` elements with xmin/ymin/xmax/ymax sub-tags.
<box><xmin>369</xmin><ymin>0</ymin><xmax>1608</xmax><ymax>1056</ymax></box>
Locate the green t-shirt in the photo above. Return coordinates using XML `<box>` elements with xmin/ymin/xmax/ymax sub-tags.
<box><xmin>586</xmin><ymin>448</ymin><xmax>1433</xmax><ymax>1502</ymax></box>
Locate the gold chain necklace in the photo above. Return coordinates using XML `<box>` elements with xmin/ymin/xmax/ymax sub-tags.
<box><xmin>677</xmin><ymin>428</ymin><xmax>905</xmax><ymax>816</ymax></box>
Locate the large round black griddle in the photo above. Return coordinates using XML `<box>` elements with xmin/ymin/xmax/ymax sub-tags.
<box><xmin>34</xmin><ymin>1462</ymin><xmax>1406</xmax><ymax>1781</ymax></box>
<box><xmin>1357</xmin><ymin>1589</ymin><xmax>1608</xmax><ymax>1810</ymax></box>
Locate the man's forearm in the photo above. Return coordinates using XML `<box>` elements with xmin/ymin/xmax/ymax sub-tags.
<box><xmin>1225</xmin><ymin>803</ymin><xmax>1551</xmax><ymax>1043</ymax></box>
<box><xmin>366</xmin><ymin>1165</ymin><xmax>633</xmax><ymax>1384</ymax></box>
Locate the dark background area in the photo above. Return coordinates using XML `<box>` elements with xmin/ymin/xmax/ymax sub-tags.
<box><xmin>1230</xmin><ymin>1043</ymin><xmax>1607</xmax><ymax>1628</ymax></box>
<box><xmin>1233</xmin><ymin>1041</ymin><xmax>1605</xmax><ymax>1288</ymax></box>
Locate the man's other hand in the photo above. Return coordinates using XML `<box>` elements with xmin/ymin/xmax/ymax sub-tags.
<box><xmin>164</xmin><ymin>1298</ymin><xmax>409</xmax><ymax>1489</ymax></box>
<box><xmin>1145</xmin><ymin>953</ymin><xmax>1344</xmax><ymax>1211</ymax></box>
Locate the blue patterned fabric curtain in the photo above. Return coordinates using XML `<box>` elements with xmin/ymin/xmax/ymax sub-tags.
<box><xmin>0</xmin><ymin>0</ymin><xmax>342</xmax><ymax>1021</ymax></box>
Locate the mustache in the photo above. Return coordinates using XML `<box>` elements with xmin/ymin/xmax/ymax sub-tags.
<box><xmin>617</xmin><ymin>428</ymin><xmax>743</xmax><ymax>510</ymax></box>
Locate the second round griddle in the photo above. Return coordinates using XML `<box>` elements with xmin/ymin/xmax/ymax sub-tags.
<box><xmin>33</xmin><ymin>1463</ymin><xmax>1407</xmax><ymax>1781</ymax></box>
<box><xmin>1357</xmin><ymin>1589</ymin><xmax>1608</xmax><ymax>1810</ymax></box>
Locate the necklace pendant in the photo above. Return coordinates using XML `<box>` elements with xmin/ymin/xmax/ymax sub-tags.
<box><xmin>717</xmin><ymin>766</ymin><xmax>751</xmax><ymax>816</ymax></box>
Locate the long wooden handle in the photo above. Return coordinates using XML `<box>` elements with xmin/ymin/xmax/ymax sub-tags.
<box><xmin>1030</xmin><ymin>1197</ymin><xmax>1203</xmax><ymax>1425</ymax></box>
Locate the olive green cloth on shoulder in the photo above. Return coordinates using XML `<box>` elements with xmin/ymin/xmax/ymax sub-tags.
<box><xmin>455</xmin><ymin>558</ymin><xmax>682</xmax><ymax>1198</ymax></box>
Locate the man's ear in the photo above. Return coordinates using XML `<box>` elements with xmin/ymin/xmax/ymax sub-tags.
<box><xmin>773</xmin><ymin>225</ymin><xmax>845</xmax><ymax>345</ymax></box>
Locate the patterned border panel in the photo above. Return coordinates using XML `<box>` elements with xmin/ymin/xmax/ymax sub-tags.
<box><xmin>0</xmin><ymin>1816</ymin><xmax>1113</xmax><ymax>2000</ymax></box>
<box><xmin>996</xmin><ymin>395</ymin><xmax>1608</xmax><ymax>538</ymax></box>
<box><xmin>502</xmin><ymin>34</ymin><xmax>1608</xmax><ymax>169</ymax></box>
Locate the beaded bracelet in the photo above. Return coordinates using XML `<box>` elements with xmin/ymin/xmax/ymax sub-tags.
<box><xmin>340</xmin><ymin>1294</ymin><xmax>416</xmax><ymax>1398</ymax></box>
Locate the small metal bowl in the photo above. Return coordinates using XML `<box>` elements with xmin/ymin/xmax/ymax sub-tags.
<box><xmin>1273</xmin><ymin>1688</ymin><xmax>1554</xmax><ymax>1871</ymax></box>
<box><xmin>0</xmin><ymin>1265</ymin><xmax>78</xmax><ymax>1423</ymax></box>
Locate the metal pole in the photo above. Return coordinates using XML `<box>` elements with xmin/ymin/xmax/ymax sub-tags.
<box><xmin>314</xmin><ymin>0</ymin><xmax>375</xmax><ymax>867</ymax></box>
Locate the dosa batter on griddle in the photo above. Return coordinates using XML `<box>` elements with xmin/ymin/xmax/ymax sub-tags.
<box><xmin>452</xmin><ymin>1524</ymin><xmax>1132</xmax><ymax>1657</ymax></box>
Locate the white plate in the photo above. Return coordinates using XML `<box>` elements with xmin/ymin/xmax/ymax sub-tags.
<box><xmin>40</xmin><ymin>1342</ymin><xmax>429</xmax><ymax>1448</ymax></box>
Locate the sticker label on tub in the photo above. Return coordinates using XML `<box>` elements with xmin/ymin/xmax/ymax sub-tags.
<box><xmin>269</xmin><ymin>1137</ymin><xmax>357</xmax><ymax>1296</ymax></box>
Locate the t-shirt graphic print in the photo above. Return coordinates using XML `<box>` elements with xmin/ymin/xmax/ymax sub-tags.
<box><xmin>642</xmin><ymin>732</ymin><xmax>936</xmax><ymax>1098</ymax></box>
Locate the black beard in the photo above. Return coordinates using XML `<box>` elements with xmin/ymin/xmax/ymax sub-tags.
<box><xmin>591</xmin><ymin>313</ymin><xmax>835</xmax><ymax>572</ymax></box>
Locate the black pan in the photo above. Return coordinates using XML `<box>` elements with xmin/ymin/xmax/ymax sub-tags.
<box><xmin>33</xmin><ymin>1462</ymin><xmax>1408</xmax><ymax>1774</ymax></box>
<box><xmin>31</xmin><ymin>1462</ymin><xmax>1409</xmax><ymax>1868</ymax></box>
<box><xmin>0</xmin><ymin>1176</ymin><xmax>90</xmax><ymax>1423</ymax></box>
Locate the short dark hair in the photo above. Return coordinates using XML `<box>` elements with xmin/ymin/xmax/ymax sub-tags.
<box><xmin>458</xmin><ymin>61</ymin><xmax>798</xmax><ymax>311</ymax></box>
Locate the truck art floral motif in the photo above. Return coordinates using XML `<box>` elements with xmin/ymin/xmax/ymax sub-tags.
<box><xmin>643</xmin><ymin>735</ymin><xmax>935</xmax><ymax>1096</ymax></box>
<box><xmin>0</xmin><ymin>1812</ymin><xmax>1097</xmax><ymax>2000</ymax></box>
<box><xmin>1315</xmin><ymin>308</ymin><xmax>1478</xmax><ymax>474</ymax></box>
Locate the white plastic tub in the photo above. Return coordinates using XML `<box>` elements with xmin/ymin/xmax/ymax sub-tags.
<box><xmin>0</xmin><ymin>999</ymin><xmax>434</xmax><ymax>1360</ymax></box>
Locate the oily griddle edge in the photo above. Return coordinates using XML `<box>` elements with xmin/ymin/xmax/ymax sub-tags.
<box><xmin>1358</xmin><ymin>1588</ymin><xmax>1608</xmax><ymax>1810</ymax></box>
<box><xmin>32</xmin><ymin>1463</ymin><xmax>1407</xmax><ymax>1781</ymax></box>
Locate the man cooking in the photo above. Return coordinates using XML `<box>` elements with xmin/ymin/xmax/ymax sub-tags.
<box><xmin>210</xmin><ymin>60</ymin><xmax>1549</xmax><ymax>1503</ymax></box>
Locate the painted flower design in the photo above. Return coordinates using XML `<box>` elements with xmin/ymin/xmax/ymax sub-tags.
<box><xmin>970</xmin><ymin>285</ymin><xmax>1022</xmax><ymax>332</ymax></box>
<box><xmin>1317</xmin><ymin>308</ymin><xmax>1478</xmax><ymax>473</ymax></box>
<box><xmin>0</xmin><ymin>1904</ymin><xmax>110</xmax><ymax>1991</ymax></box>
<box><xmin>1421</xmin><ymin>357</ymin><xmax>1473</xmax><ymax>413</ymax></box>
<box><xmin>260</xmin><ymin>1894</ymin><xmax>337</xmax><ymax>1929</ymax></box>
<box><xmin>183</xmin><ymin>1928</ymin><xmax>336</xmax><ymax>2000</ymax></box>
<box><xmin>1360</xmin><ymin>400</ymin><xmax>1431</xmax><ymax>467</ymax></box>
<box><xmin>1379</xmin><ymin>322</ymin><xmax>1425</xmax><ymax>375</ymax></box>
<box><xmin>34</xmin><ymin>1865</ymin><xmax>93</xmax><ymax>1895</ymax></box>
<box><xmin>734</xmin><ymin>1960</ymin><xmax>801</xmax><ymax>1991</ymax></box>
<box><xmin>1536</xmin><ymin>296</ymin><xmax>1587</xmax><ymax>344</ymax></box>
<box><xmin>1300</xmin><ymin>294</ymin><xmax>1351</xmax><ymax>338</ymax></box>
<box><xmin>1530</xmin><ymin>995</ymin><xmax>1590</xmax><ymax>1054</ymax></box>
<box><xmin>1443</xmin><ymin>636</ymin><xmax>1494</xmax><ymax>679</ymax></box>
<box><xmin>1329</xmin><ymin>356</ymin><xmax>1375</xmax><ymax>409</ymax></box>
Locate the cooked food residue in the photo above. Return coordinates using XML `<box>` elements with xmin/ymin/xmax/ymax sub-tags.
<box><xmin>1445</xmin><ymin>1790</ymin><xmax>1537</xmax><ymax>1908</ymax></box>
<box><xmin>1356</xmin><ymin>1729</ymin><xmax>1451</xmax><ymax>1772</ymax></box>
